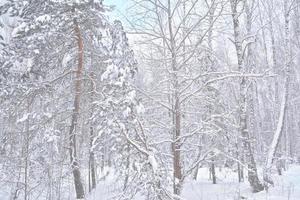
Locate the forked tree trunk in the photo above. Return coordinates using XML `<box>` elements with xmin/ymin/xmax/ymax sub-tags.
<box><xmin>68</xmin><ymin>19</ymin><xmax>85</xmax><ymax>199</ymax></box>
<box><xmin>230</xmin><ymin>0</ymin><xmax>264</xmax><ymax>193</ymax></box>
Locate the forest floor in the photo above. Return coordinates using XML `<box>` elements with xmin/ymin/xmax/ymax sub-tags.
<box><xmin>182</xmin><ymin>165</ymin><xmax>300</xmax><ymax>200</ymax></box>
<box><xmin>88</xmin><ymin>165</ymin><xmax>300</xmax><ymax>200</ymax></box>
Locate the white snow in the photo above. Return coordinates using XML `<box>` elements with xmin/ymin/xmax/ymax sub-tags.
<box><xmin>12</xmin><ymin>22</ymin><xmax>28</xmax><ymax>37</ymax></box>
<box><xmin>127</xmin><ymin>90</ymin><xmax>136</xmax><ymax>102</ymax></box>
<box><xmin>35</xmin><ymin>15</ymin><xmax>51</xmax><ymax>23</ymax></box>
<box><xmin>123</xmin><ymin>106</ymin><xmax>131</xmax><ymax>118</ymax></box>
<box><xmin>17</xmin><ymin>113</ymin><xmax>30</xmax><ymax>123</ymax></box>
<box><xmin>136</xmin><ymin>103</ymin><xmax>145</xmax><ymax>114</ymax></box>
<box><xmin>86</xmin><ymin>165</ymin><xmax>300</xmax><ymax>200</ymax></box>
<box><xmin>33</xmin><ymin>49</ymin><xmax>40</xmax><ymax>54</ymax></box>
<box><xmin>148</xmin><ymin>153</ymin><xmax>158</xmax><ymax>173</ymax></box>
<box><xmin>62</xmin><ymin>53</ymin><xmax>72</xmax><ymax>68</ymax></box>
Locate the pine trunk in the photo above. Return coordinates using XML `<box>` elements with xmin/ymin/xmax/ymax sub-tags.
<box><xmin>68</xmin><ymin>19</ymin><xmax>85</xmax><ymax>199</ymax></box>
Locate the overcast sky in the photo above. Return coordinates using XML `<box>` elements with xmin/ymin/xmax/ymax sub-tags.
<box><xmin>105</xmin><ymin>0</ymin><xmax>128</xmax><ymax>20</ymax></box>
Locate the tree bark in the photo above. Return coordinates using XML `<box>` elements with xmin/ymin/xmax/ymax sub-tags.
<box><xmin>211</xmin><ymin>158</ymin><xmax>217</xmax><ymax>184</ymax></box>
<box><xmin>264</xmin><ymin>0</ymin><xmax>291</xmax><ymax>186</ymax></box>
<box><xmin>89</xmin><ymin>125</ymin><xmax>96</xmax><ymax>192</ymax></box>
<box><xmin>167</xmin><ymin>0</ymin><xmax>182</xmax><ymax>196</ymax></box>
<box><xmin>264</xmin><ymin>75</ymin><xmax>289</xmax><ymax>185</ymax></box>
<box><xmin>24</xmin><ymin>101</ymin><xmax>30</xmax><ymax>200</ymax></box>
<box><xmin>230</xmin><ymin>0</ymin><xmax>264</xmax><ymax>192</ymax></box>
<box><xmin>88</xmin><ymin>59</ymin><xmax>96</xmax><ymax>192</ymax></box>
<box><xmin>68</xmin><ymin>19</ymin><xmax>85</xmax><ymax>199</ymax></box>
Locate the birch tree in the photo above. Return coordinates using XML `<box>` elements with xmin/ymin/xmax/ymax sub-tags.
<box><xmin>229</xmin><ymin>0</ymin><xmax>264</xmax><ymax>192</ymax></box>
<box><xmin>263</xmin><ymin>0</ymin><xmax>294</xmax><ymax>186</ymax></box>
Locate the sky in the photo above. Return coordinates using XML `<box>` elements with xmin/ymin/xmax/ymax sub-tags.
<box><xmin>105</xmin><ymin>0</ymin><xmax>128</xmax><ymax>19</ymax></box>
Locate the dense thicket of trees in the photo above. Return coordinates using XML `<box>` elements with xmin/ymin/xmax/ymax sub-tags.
<box><xmin>0</xmin><ymin>0</ymin><xmax>300</xmax><ymax>199</ymax></box>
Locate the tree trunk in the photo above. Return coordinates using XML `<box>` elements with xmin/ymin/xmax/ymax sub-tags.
<box><xmin>266</xmin><ymin>0</ymin><xmax>283</xmax><ymax>175</ymax></box>
<box><xmin>88</xmin><ymin>60</ymin><xmax>96</xmax><ymax>192</ymax></box>
<box><xmin>24</xmin><ymin>102</ymin><xmax>30</xmax><ymax>200</ymax></box>
<box><xmin>173</xmin><ymin>94</ymin><xmax>182</xmax><ymax>195</ymax></box>
<box><xmin>68</xmin><ymin>19</ymin><xmax>85</xmax><ymax>199</ymax></box>
<box><xmin>264</xmin><ymin>75</ymin><xmax>288</xmax><ymax>185</ymax></box>
<box><xmin>236</xmin><ymin>142</ymin><xmax>244</xmax><ymax>182</ymax></box>
<box><xmin>193</xmin><ymin>163</ymin><xmax>199</xmax><ymax>180</ymax></box>
<box><xmin>264</xmin><ymin>0</ymin><xmax>291</xmax><ymax>186</ymax></box>
<box><xmin>283</xmin><ymin>0</ymin><xmax>292</xmax><ymax>169</ymax></box>
<box><xmin>230</xmin><ymin>0</ymin><xmax>264</xmax><ymax>192</ymax></box>
<box><xmin>167</xmin><ymin>0</ymin><xmax>182</xmax><ymax>196</ymax></box>
<box><xmin>123</xmin><ymin>144</ymin><xmax>130</xmax><ymax>191</ymax></box>
<box><xmin>89</xmin><ymin>126</ymin><xmax>96</xmax><ymax>192</ymax></box>
<box><xmin>211</xmin><ymin>159</ymin><xmax>217</xmax><ymax>184</ymax></box>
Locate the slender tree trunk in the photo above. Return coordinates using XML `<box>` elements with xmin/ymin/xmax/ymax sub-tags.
<box><xmin>264</xmin><ymin>75</ymin><xmax>289</xmax><ymax>185</ymax></box>
<box><xmin>12</xmin><ymin>166</ymin><xmax>22</xmax><ymax>200</ymax></box>
<box><xmin>193</xmin><ymin>164</ymin><xmax>199</xmax><ymax>180</ymax></box>
<box><xmin>173</xmin><ymin>92</ymin><xmax>182</xmax><ymax>195</ymax></box>
<box><xmin>68</xmin><ymin>19</ymin><xmax>85</xmax><ymax>199</ymax></box>
<box><xmin>266</xmin><ymin>0</ymin><xmax>284</xmax><ymax>175</ymax></box>
<box><xmin>123</xmin><ymin>143</ymin><xmax>130</xmax><ymax>191</ymax></box>
<box><xmin>211</xmin><ymin>158</ymin><xmax>217</xmax><ymax>184</ymax></box>
<box><xmin>207</xmin><ymin>3</ymin><xmax>217</xmax><ymax>185</ymax></box>
<box><xmin>89</xmin><ymin>125</ymin><xmax>96</xmax><ymax>192</ymax></box>
<box><xmin>193</xmin><ymin>146</ymin><xmax>202</xmax><ymax>180</ymax></box>
<box><xmin>24</xmin><ymin>103</ymin><xmax>30</xmax><ymax>200</ymax></box>
<box><xmin>167</xmin><ymin>0</ymin><xmax>182</xmax><ymax>196</ymax></box>
<box><xmin>24</xmin><ymin>99</ymin><xmax>33</xmax><ymax>200</ymax></box>
<box><xmin>264</xmin><ymin>0</ymin><xmax>292</xmax><ymax>185</ymax></box>
<box><xmin>88</xmin><ymin>60</ymin><xmax>96</xmax><ymax>192</ymax></box>
<box><xmin>283</xmin><ymin>0</ymin><xmax>292</xmax><ymax>169</ymax></box>
<box><xmin>230</xmin><ymin>0</ymin><xmax>264</xmax><ymax>192</ymax></box>
<box><xmin>236</xmin><ymin>142</ymin><xmax>244</xmax><ymax>182</ymax></box>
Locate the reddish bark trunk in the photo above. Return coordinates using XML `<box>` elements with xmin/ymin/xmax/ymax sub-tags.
<box><xmin>68</xmin><ymin>19</ymin><xmax>85</xmax><ymax>199</ymax></box>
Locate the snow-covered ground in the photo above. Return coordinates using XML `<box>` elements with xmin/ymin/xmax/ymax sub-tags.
<box><xmin>88</xmin><ymin>165</ymin><xmax>300</xmax><ymax>200</ymax></box>
<box><xmin>183</xmin><ymin>166</ymin><xmax>300</xmax><ymax>200</ymax></box>
<box><xmin>2</xmin><ymin>165</ymin><xmax>299</xmax><ymax>199</ymax></box>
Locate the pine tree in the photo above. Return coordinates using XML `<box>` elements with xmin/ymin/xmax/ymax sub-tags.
<box><xmin>0</xmin><ymin>0</ymin><xmax>140</xmax><ymax>199</ymax></box>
